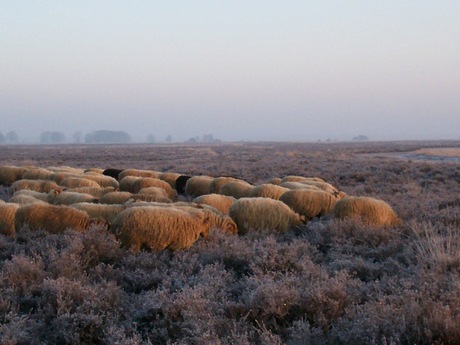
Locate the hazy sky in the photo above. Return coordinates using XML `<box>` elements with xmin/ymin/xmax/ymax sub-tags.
<box><xmin>1</xmin><ymin>1</ymin><xmax>459</xmax><ymax>143</ymax></box>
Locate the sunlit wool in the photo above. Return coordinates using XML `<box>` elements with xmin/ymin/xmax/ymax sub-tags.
<box><xmin>229</xmin><ymin>197</ymin><xmax>306</xmax><ymax>235</ymax></box>
<box><xmin>193</xmin><ymin>193</ymin><xmax>237</xmax><ymax>214</ymax></box>
<box><xmin>0</xmin><ymin>202</ymin><xmax>20</xmax><ymax>237</ymax></box>
<box><xmin>280</xmin><ymin>189</ymin><xmax>338</xmax><ymax>220</ymax></box>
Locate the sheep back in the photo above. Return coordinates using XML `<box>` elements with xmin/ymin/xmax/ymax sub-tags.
<box><xmin>279</xmin><ymin>189</ymin><xmax>337</xmax><ymax>220</ymax></box>
<box><xmin>249</xmin><ymin>184</ymin><xmax>290</xmax><ymax>200</ymax></box>
<box><xmin>193</xmin><ymin>194</ymin><xmax>236</xmax><ymax>214</ymax></box>
<box><xmin>184</xmin><ymin>176</ymin><xmax>214</xmax><ymax>197</ymax></box>
<box><xmin>0</xmin><ymin>203</ymin><xmax>20</xmax><ymax>236</ymax></box>
<box><xmin>220</xmin><ymin>181</ymin><xmax>253</xmax><ymax>199</ymax></box>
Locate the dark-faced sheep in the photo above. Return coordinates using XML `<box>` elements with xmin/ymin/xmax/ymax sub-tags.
<box><xmin>333</xmin><ymin>196</ymin><xmax>402</xmax><ymax>228</ymax></box>
<box><xmin>175</xmin><ymin>175</ymin><xmax>191</xmax><ymax>195</ymax></box>
<box><xmin>159</xmin><ymin>172</ymin><xmax>182</xmax><ymax>189</ymax></box>
<box><xmin>112</xmin><ymin>206</ymin><xmax>210</xmax><ymax>252</ymax></box>
<box><xmin>279</xmin><ymin>189</ymin><xmax>338</xmax><ymax>220</ymax></box>
<box><xmin>102</xmin><ymin>168</ymin><xmax>123</xmax><ymax>181</ymax></box>
<box><xmin>229</xmin><ymin>197</ymin><xmax>306</xmax><ymax>235</ymax></box>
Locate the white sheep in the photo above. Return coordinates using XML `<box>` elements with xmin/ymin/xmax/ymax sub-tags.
<box><xmin>60</xmin><ymin>177</ymin><xmax>101</xmax><ymax>189</ymax></box>
<box><xmin>184</xmin><ymin>175</ymin><xmax>214</xmax><ymax>197</ymax></box>
<box><xmin>9</xmin><ymin>194</ymin><xmax>47</xmax><ymax>205</ymax></box>
<box><xmin>159</xmin><ymin>172</ymin><xmax>182</xmax><ymax>189</ymax></box>
<box><xmin>248</xmin><ymin>184</ymin><xmax>290</xmax><ymax>200</ymax></box>
<box><xmin>229</xmin><ymin>197</ymin><xmax>306</xmax><ymax>235</ymax></box>
<box><xmin>99</xmin><ymin>191</ymin><xmax>134</xmax><ymax>205</ymax></box>
<box><xmin>0</xmin><ymin>166</ymin><xmax>28</xmax><ymax>185</ymax></box>
<box><xmin>22</xmin><ymin>167</ymin><xmax>54</xmax><ymax>180</ymax></box>
<box><xmin>47</xmin><ymin>191</ymin><xmax>98</xmax><ymax>205</ymax></box>
<box><xmin>118</xmin><ymin>169</ymin><xmax>161</xmax><ymax>181</ymax></box>
<box><xmin>209</xmin><ymin>177</ymin><xmax>246</xmax><ymax>194</ymax></box>
<box><xmin>220</xmin><ymin>181</ymin><xmax>253</xmax><ymax>199</ymax></box>
<box><xmin>64</xmin><ymin>186</ymin><xmax>116</xmax><ymax>198</ymax></box>
<box><xmin>11</xmin><ymin>179</ymin><xmax>63</xmax><ymax>193</ymax></box>
<box><xmin>70</xmin><ymin>202</ymin><xmax>126</xmax><ymax>224</ymax></box>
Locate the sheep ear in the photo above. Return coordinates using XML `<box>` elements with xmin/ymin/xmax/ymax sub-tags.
<box><xmin>300</xmin><ymin>215</ymin><xmax>307</xmax><ymax>224</ymax></box>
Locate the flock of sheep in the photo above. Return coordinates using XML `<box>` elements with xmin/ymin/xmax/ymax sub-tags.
<box><xmin>0</xmin><ymin>165</ymin><xmax>402</xmax><ymax>252</ymax></box>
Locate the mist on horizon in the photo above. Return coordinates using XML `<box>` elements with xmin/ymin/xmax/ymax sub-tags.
<box><xmin>1</xmin><ymin>1</ymin><xmax>459</xmax><ymax>144</ymax></box>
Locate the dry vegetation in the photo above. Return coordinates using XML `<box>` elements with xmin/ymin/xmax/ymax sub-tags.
<box><xmin>0</xmin><ymin>140</ymin><xmax>459</xmax><ymax>344</ymax></box>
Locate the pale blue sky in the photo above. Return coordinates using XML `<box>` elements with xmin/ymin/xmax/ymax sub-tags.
<box><xmin>1</xmin><ymin>1</ymin><xmax>459</xmax><ymax>142</ymax></box>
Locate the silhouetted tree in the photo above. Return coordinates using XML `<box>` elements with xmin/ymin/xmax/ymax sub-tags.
<box><xmin>352</xmin><ymin>135</ymin><xmax>369</xmax><ymax>141</ymax></box>
<box><xmin>147</xmin><ymin>134</ymin><xmax>156</xmax><ymax>143</ymax></box>
<box><xmin>165</xmin><ymin>134</ymin><xmax>172</xmax><ymax>143</ymax></box>
<box><xmin>84</xmin><ymin>130</ymin><xmax>131</xmax><ymax>144</ymax></box>
<box><xmin>5</xmin><ymin>131</ymin><xmax>19</xmax><ymax>144</ymax></box>
<box><xmin>40</xmin><ymin>131</ymin><xmax>66</xmax><ymax>144</ymax></box>
<box><xmin>72</xmin><ymin>131</ymin><xmax>82</xmax><ymax>144</ymax></box>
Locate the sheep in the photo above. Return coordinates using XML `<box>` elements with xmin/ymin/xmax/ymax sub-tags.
<box><xmin>333</xmin><ymin>196</ymin><xmax>402</xmax><ymax>228</ymax></box>
<box><xmin>118</xmin><ymin>169</ymin><xmax>161</xmax><ymax>181</ymax></box>
<box><xmin>11</xmin><ymin>179</ymin><xmax>62</xmax><ymax>193</ymax></box>
<box><xmin>220</xmin><ymin>181</ymin><xmax>253</xmax><ymax>199</ymax></box>
<box><xmin>209</xmin><ymin>176</ymin><xmax>246</xmax><ymax>194</ymax></box>
<box><xmin>102</xmin><ymin>168</ymin><xmax>123</xmax><ymax>180</ymax></box>
<box><xmin>0</xmin><ymin>165</ymin><xmax>28</xmax><ymax>185</ymax></box>
<box><xmin>279</xmin><ymin>181</ymin><xmax>322</xmax><ymax>191</ymax></box>
<box><xmin>175</xmin><ymin>175</ymin><xmax>191</xmax><ymax>195</ymax></box>
<box><xmin>130</xmin><ymin>178</ymin><xmax>176</xmax><ymax>198</ymax></box>
<box><xmin>84</xmin><ymin>168</ymin><xmax>104</xmax><ymax>174</ymax></box>
<box><xmin>298</xmin><ymin>180</ymin><xmax>340</xmax><ymax>196</ymax></box>
<box><xmin>184</xmin><ymin>175</ymin><xmax>214</xmax><ymax>197</ymax></box>
<box><xmin>22</xmin><ymin>167</ymin><xmax>53</xmax><ymax>180</ymax></box>
<box><xmin>14</xmin><ymin>203</ymin><xmax>102</xmax><ymax>234</ymax></box>
<box><xmin>99</xmin><ymin>191</ymin><xmax>134</xmax><ymax>205</ymax></box>
<box><xmin>47</xmin><ymin>191</ymin><xmax>98</xmax><ymax>205</ymax></box>
<box><xmin>268</xmin><ymin>177</ymin><xmax>282</xmax><ymax>185</ymax></box>
<box><xmin>119</xmin><ymin>176</ymin><xmax>141</xmax><ymax>192</ymax></box>
<box><xmin>135</xmin><ymin>187</ymin><xmax>173</xmax><ymax>203</ymax></box>
<box><xmin>64</xmin><ymin>186</ymin><xmax>116</xmax><ymax>198</ymax></box>
<box><xmin>81</xmin><ymin>173</ymin><xmax>119</xmax><ymax>189</ymax></box>
<box><xmin>159</xmin><ymin>172</ymin><xmax>182</xmax><ymax>189</ymax></box>
<box><xmin>9</xmin><ymin>194</ymin><xmax>47</xmax><ymax>205</ymax></box>
<box><xmin>60</xmin><ymin>177</ymin><xmax>101</xmax><ymax>189</ymax></box>
<box><xmin>0</xmin><ymin>203</ymin><xmax>20</xmax><ymax>236</ymax></box>
<box><xmin>281</xmin><ymin>175</ymin><xmax>325</xmax><ymax>183</ymax></box>
<box><xmin>70</xmin><ymin>202</ymin><xmax>126</xmax><ymax>224</ymax></box>
<box><xmin>112</xmin><ymin>206</ymin><xmax>210</xmax><ymax>252</ymax></box>
<box><xmin>13</xmin><ymin>189</ymin><xmax>48</xmax><ymax>201</ymax></box>
<box><xmin>248</xmin><ymin>184</ymin><xmax>290</xmax><ymax>200</ymax></box>
<box><xmin>130</xmin><ymin>194</ymin><xmax>172</xmax><ymax>203</ymax></box>
<box><xmin>48</xmin><ymin>171</ymin><xmax>80</xmax><ymax>184</ymax></box>
<box><xmin>279</xmin><ymin>189</ymin><xmax>338</xmax><ymax>220</ymax></box>
<box><xmin>229</xmin><ymin>197</ymin><xmax>306</xmax><ymax>235</ymax></box>
<box><xmin>193</xmin><ymin>194</ymin><xmax>237</xmax><ymax>214</ymax></box>
<box><xmin>46</xmin><ymin>166</ymin><xmax>85</xmax><ymax>174</ymax></box>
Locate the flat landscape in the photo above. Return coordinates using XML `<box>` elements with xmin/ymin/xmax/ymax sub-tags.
<box><xmin>0</xmin><ymin>140</ymin><xmax>459</xmax><ymax>344</ymax></box>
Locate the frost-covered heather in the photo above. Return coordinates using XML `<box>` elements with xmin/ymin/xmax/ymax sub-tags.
<box><xmin>0</xmin><ymin>141</ymin><xmax>459</xmax><ymax>344</ymax></box>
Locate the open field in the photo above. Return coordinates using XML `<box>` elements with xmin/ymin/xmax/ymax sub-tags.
<box><xmin>1</xmin><ymin>140</ymin><xmax>459</xmax><ymax>344</ymax></box>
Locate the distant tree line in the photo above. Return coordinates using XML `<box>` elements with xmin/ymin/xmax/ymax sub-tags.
<box><xmin>0</xmin><ymin>131</ymin><xmax>19</xmax><ymax>144</ymax></box>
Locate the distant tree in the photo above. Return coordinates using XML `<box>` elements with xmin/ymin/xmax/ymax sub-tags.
<box><xmin>72</xmin><ymin>131</ymin><xmax>82</xmax><ymax>144</ymax></box>
<box><xmin>147</xmin><ymin>134</ymin><xmax>156</xmax><ymax>143</ymax></box>
<box><xmin>352</xmin><ymin>135</ymin><xmax>369</xmax><ymax>141</ymax></box>
<box><xmin>165</xmin><ymin>134</ymin><xmax>172</xmax><ymax>143</ymax></box>
<box><xmin>5</xmin><ymin>131</ymin><xmax>19</xmax><ymax>144</ymax></box>
<box><xmin>0</xmin><ymin>132</ymin><xmax>4</xmax><ymax>144</ymax></box>
<box><xmin>84</xmin><ymin>130</ymin><xmax>132</xmax><ymax>144</ymax></box>
<box><xmin>40</xmin><ymin>131</ymin><xmax>66</xmax><ymax>144</ymax></box>
<box><xmin>185</xmin><ymin>137</ymin><xmax>199</xmax><ymax>144</ymax></box>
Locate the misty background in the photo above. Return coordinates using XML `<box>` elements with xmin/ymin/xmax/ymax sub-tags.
<box><xmin>1</xmin><ymin>1</ymin><xmax>459</xmax><ymax>144</ymax></box>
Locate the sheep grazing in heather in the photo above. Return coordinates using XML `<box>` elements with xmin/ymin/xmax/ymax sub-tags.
<box><xmin>47</xmin><ymin>191</ymin><xmax>99</xmax><ymax>205</ymax></box>
<box><xmin>99</xmin><ymin>191</ymin><xmax>134</xmax><ymax>205</ymax></box>
<box><xmin>22</xmin><ymin>167</ymin><xmax>53</xmax><ymax>180</ymax></box>
<box><xmin>60</xmin><ymin>177</ymin><xmax>101</xmax><ymax>189</ymax></box>
<box><xmin>102</xmin><ymin>168</ymin><xmax>123</xmax><ymax>181</ymax></box>
<box><xmin>220</xmin><ymin>181</ymin><xmax>253</xmax><ymax>199</ymax></box>
<box><xmin>193</xmin><ymin>194</ymin><xmax>237</xmax><ymax>215</ymax></box>
<box><xmin>279</xmin><ymin>181</ymin><xmax>322</xmax><ymax>191</ymax></box>
<box><xmin>112</xmin><ymin>206</ymin><xmax>211</xmax><ymax>252</ymax></box>
<box><xmin>279</xmin><ymin>189</ymin><xmax>338</xmax><ymax>220</ymax></box>
<box><xmin>159</xmin><ymin>172</ymin><xmax>182</xmax><ymax>189</ymax></box>
<box><xmin>119</xmin><ymin>176</ymin><xmax>141</xmax><ymax>192</ymax></box>
<box><xmin>118</xmin><ymin>169</ymin><xmax>161</xmax><ymax>181</ymax></box>
<box><xmin>281</xmin><ymin>175</ymin><xmax>325</xmax><ymax>183</ymax></box>
<box><xmin>11</xmin><ymin>179</ymin><xmax>63</xmax><ymax>193</ymax></box>
<box><xmin>70</xmin><ymin>202</ymin><xmax>126</xmax><ymax>224</ymax></box>
<box><xmin>81</xmin><ymin>173</ymin><xmax>119</xmax><ymax>189</ymax></box>
<box><xmin>84</xmin><ymin>168</ymin><xmax>104</xmax><ymax>174</ymax></box>
<box><xmin>9</xmin><ymin>194</ymin><xmax>47</xmax><ymax>205</ymax></box>
<box><xmin>48</xmin><ymin>171</ymin><xmax>79</xmax><ymax>184</ymax></box>
<box><xmin>184</xmin><ymin>175</ymin><xmax>214</xmax><ymax>197</ymax></box>
<box><xmin>0</xmin><ymin>165</ymin><xmax>28</xmax><ymax>185</ymax></box>
<box><xmin>13</xmin><ymin>189</ymin><xmax>49</xmax><ymax>201</ymax></box>
<box><xmin>229</xmin><ymin>197</ymin><xmax>306</xmax><ymax>235</ymax></box>
<box><xmin>130</xmin><ymin>178</ymin><xmax>177</xmax><ymax>199</ymax></box>
<box><xmin>209</xmin><ymin>176</ymin><xmax>246</xmax><ymax>194</ymax></box>
<box><xmin>0</xmin><ymin>203</ymin><xmax>20</xmax><ymax>237</ymax></box>
<box><xmin>65</xmin><ymin>186</ymin><xmax>115</xmax><ymax>198</ymax></box>
<box><xmin>268</xmin><ymin>177</ymin><xmax>282</xmax><ymax>185</ymax></box>
<box><xmin>15</xmin><ymin>203</ymin><xmax>105</xmax><ymax>234</ymax></box>
<box><xmin>46</xmin><ymin>166</ymin><xmax>85</xmax><ymax>174</ymax></box>
<box><xmin>248</xmin><ymin>184</ymin><xmax>290</xmax><ymax>200</ymax></box>
<box><xmin>333</xmin><ymin>196</ymin><xmax>402</xmax><ymax>228</ymax></box>
<box><xmin>134</xmin><ymin>187</ymin><xmax>173</xmax><ymax>203</ymax></box>
<box><xmin>175</xmin><ymin>175</ymin><xmax>191</xmax><ymax>195</ymax></box>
